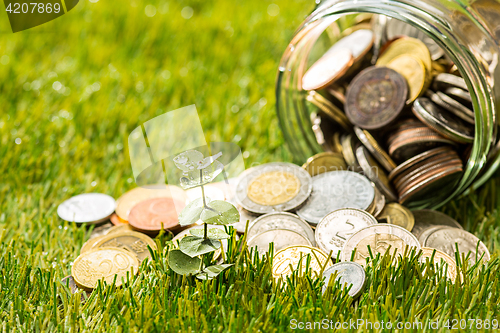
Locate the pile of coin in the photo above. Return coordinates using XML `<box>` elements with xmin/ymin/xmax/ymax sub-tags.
<box><xmin>302</xmin><ymin>16</ymin><xmax>477</xmax><ymax>206</ymax></box>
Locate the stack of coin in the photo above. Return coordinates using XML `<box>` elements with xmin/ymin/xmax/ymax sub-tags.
<box><xmin>301</xmin><ymin>15</ymin><xmax>478</xmax><ymax>205</ymax></box>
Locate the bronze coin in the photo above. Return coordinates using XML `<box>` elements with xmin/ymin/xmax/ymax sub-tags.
<box><xmin>389</xmin><ymin>134</ymin><xmax>455</xmax><ymax>162</ymax></box>
<box><xmin>345</xmin><ymin>67</ymin><xmax>408</xmax><ymax>130</ymax></box>
<box><xmin>128</xmin><ymin>197</ymin><xmax>186</xmax><ymax>233</ymax></box>
<box><xmin>110</xmin><ymin>213</ymin><xmax>128</xmax><ymax>226</ymax></box>
<box><xmin>399</xmin><ymin>164</ymin><xmax>463</xmax><ymax>204</ymax></box>
<box><xmin>388</xmin><ymin>146</ymin><xmax>451</xmax><ymax>181</ymax></box>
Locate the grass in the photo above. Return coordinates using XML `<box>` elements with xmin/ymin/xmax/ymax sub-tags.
<box><xmin>0</xmin><ymin>0</ymin><xmax>499</xmax><ymax>331</ymax></box>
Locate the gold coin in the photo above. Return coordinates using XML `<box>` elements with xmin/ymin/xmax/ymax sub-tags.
<box><xmin>90</xmin><ymin>231</ymin><xmax>157</xmax><ymax>263</ymax></box>
<box><xmin>332</xmin><ymin>132</ymin><xmax>343</xmax><ymax>153</ymax></box>
<box><xmin>247</xmin><ymin>171</ymin><xmax>300</xmax><ymax>206</ymax></box>
<box><xmin>302</xmin><ymin>152</ymin><xmax>347</xmax><ymax>176</ymax></box>
<box><xmin>272</xmin><ymin>245</ymin><xmax>330</xmax><ymax>280</ymax></box>
<box><xmin>306</xmin><ymin>91</ymin><xmax>352</xmax><ymax>133</ymax></box>
<box><xmin>107</xmin><ymin>224</ymin><xmax>133</xmax><ymax>234</ymax></box>
<box><xmin>377</xmin><ymin>203</ymin><xmax>415</xmax><ymax>231</ymax></box>
<box><xmin>80</xmin><ymin>234</ymin><xmax>107</xmax><ymax>254</ymax></box>
<box><xmin>376</xmin><ymin>37</ymin><xmax>432</xmax><ymax>74</ymax></box>
<box><xmin>420</xmin><ymin>247</ymin><xmax>457</xmax><ymax>282</ymax></box>
<box><xmin>354</xmin><ymin>233</ymin><xmax>406</xmax><ymax>265</ymax></box>
<box><xmin>115</xmin><ymin>185</ymin><xmax>187</xmax><ymax>221</ymax></box>
<box><xmin>72</xmin><ymin>247</ymin><xmax>139</xmax><ymax>290</ymax></box>
<box><xmin>386</xmin><ymin>54</ymin><xmax>426</xmax><ymax>102</ymax></box>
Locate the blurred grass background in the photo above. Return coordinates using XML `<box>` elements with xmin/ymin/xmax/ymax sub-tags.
<box><xmin>1</xmin><ymin>0</ymin><xmax>500</xmax><ymax>331</ymax></box>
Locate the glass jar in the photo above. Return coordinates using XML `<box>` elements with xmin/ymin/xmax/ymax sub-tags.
<box><xmin>276</xmin><ymin>0</ymin><xmax>500</xmax><ymax>209</ymax></box>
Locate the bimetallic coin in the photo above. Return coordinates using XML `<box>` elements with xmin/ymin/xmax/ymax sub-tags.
<box><xmin>433</xmin><ymin>73</ymin><xmax>468</xmax><ymax>91</ymax></box>
<box><xmin>354</xmin><ymin>127</ymin><xmax>396</xmax><ymax>172</ymax></box>
<box><xmin>236</xmin><ymin>163</ymin><xmax>312</xmax><ymax>214</ymax></box>
<box><xmin>315</xmin><ymin>208</ymin><xmax>377</xmax><ymax>257</ymax></box>
<box><xmin>422</xmin><ymin>228</ymin><xmax>490</xmax><ymax>264</ymax></box>
<box><xmin>302</xmin><ymin>152</ymin><xmax>347</xmax><ymax>177</ymax></box>
<box><xmin>302</xmin><ymin>48</ymin><xmax>354</xmax><ymax>91</ymax></box>
<box><xmin>72</xmin><ymin>247</ymin><xmax>139</xmax><ymax>291</ymax></box>
<box><xmin>296</xmin><ymin>171</ymin><xmax>375</xmax><ymax>224</ymax></box>
<box><xmin>411</xmin><ymin>210</ymin><xmax>462</xmax><ymax>242</ymax></box>
<box><xmin>341</xmin><ymin>224</ymin><xmax>420</xmax><ymax>265</ymax></box>
<box><xmin>355</xmin><ymin>146</ymin><xmax>397</xmax><ymax>202</ymax></box>
<box><xmin>247</xmin><ymin>229</ymin><xmax>311</xmax><ymax>256</ymax></box>
<box><xmin>322</xmin><ymin>262</ymin><xmax>366</xmax><ymax>297</ymax></box>
<box><xmin>115</xmin><ymin>185</ymin><xmax>187</xmax><ymax>221</ymax></box>
<box><xmin>128</xmin><ymin>197</ymin><xmax>185</xmax><ymax>233</ymax></box>
<box><xmin>57</xmin><ymin>193</ymin><xmax>116</xmax><ymax>224</ymax></box>
<box><xmin>91</xmin><ymin>231</ymin><xmax>157</xmax><ymax>263</ymax></box>
<box><xmin>420</xmin><ymin>247</ymin><xmax>457</xmax><ymax>281</ymax></box>
<box><xmin>345</xmin><ymin>67</ymin><xmax>408</xmax><ymax>130</ymax></box>
<box><xmin>385</xmin><ymin>19</ymin><xmax>444</xmax><ymax>60</ymax></box>
<box><xmin>377</xmin><ymin>203</ymin><xmax>414</xmax><ymax>231</ymax></box>
<box><xmin>247</xmin><ymin>212</ymin><xmax>315</xmax><ymax>246</ymax></box>
<box><xmin>272</xmin><ymin>245</ymin><xmax>330</xmax><ymax>280</ymax></box>
<box><xmin>386</xmin><ymin>54</ymin><xmax>427</xmax><ymax>103</ymax></box>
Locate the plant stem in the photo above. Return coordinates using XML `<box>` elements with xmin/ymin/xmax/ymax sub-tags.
<box><xmin>200</xmin><ymin>169</ymin><xmax>208</xmax><ymax>240</ymax></box>
<box><xmin>204</xmin><ymin>222</ymin><xmax>208</xmax><ymax>240</ymax></box>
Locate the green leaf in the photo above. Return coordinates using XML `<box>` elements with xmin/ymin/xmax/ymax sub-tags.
<box><xmin>190</xmin><ymin>228</ymin><xmax>230</xmax><ymax>240</ymax></box>
<box><xmin>179</xmin><ymin>236</ymin><xmax>221</xmax><ymax>258</ymax></box>
<box><xmin>200</xmin><ymin>200</ymin><xmax>240</xmax><ymax>225</ymax></box>
<box><xmin>167</xmin><ymin>249</ymin><xmax>202</xmax><ymax>275</ymax></box>
<box><xmin>196</xmin><ymin>264</ymin><xmax>234</xmax><ymax>280</ymax></box>
<box><xmin>178</xmin><ymin>198</ymin><xmax>205</xmax><ymax>226</ymax></box>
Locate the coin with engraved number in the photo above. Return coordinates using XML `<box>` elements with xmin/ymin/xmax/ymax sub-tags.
<box><xmin>345</xmin><ymin>67</ymin><xmax>408</xmax><ymax>130</ymax></box>
<box><xmin>377</xmin><ymin>203</ymin><xmax>414</xmax><ymax>231</ymax></box>
<box><xmin>72</xmin><ymin>247</ymin><xmax>139</xmax><ymax>291</ymax></box>
<box><xmin>315</xmin><ymin>208</ymin><xmax>377</xmax><ymax>257</ymax></box>
<box><xmin>302</xmin><ymin>152</ymin><xmax>347</xmax><ymax>177</ymax></box>
<box><xmin>235</xmin><ymin>163</ymin><xmax>312</xmax><ymax>214</ymax></box>
<box><xmin>411</xmin><ymin>209</ymin><xmax>462</xmax><ymax>242</ymax></box>
<box><xmin>322</xmin><ymin>262</ymin><xmax>366</xmax><ymax>297</ymax></box>
<box><xmin>90</xmin><ymin>231</ymin><xmax>157</xmax><ymax>263</ymax></box>
<box><xmin>272</xmin><ymin>245</ymin><xmax>330</xmax><ymax>280</ymax></box>
<box><xmin>247</xmin><ymin>229</ymin><xmax>311</xmax><ymax>256</ymax></box>
<box><xmin>422</xmin><ymin>228</ymin><xmax>490</xmax><ymax>264</ymax></box>
<box><xmin>355</xmin><ymin>146</ymin><xmax>397</xmax><ymax>202</ymax></box>
<box><xmin>57</xmin><ymin>193</ymin><xmax>116</xmax><ymax>224</ymax></box>
<box><xmin>247</xmin><ymin>212</ymin><xmax>315</xmax><ymax>246</ymax></box>
<box><xmin>128</xmin><ymin>197</ymin><xmax>186</xmax><ymax>233</ymax></box>
<box><xmin>354</xmin><ymin>127</ymin><xmax>396</xmax><ymax>172</ymax></box>
<box><xmin>302</xmin><ymin>48</ymin><xmax>354</xmax><ymax>91</ymax></box>
<box><xmin>420</xmin><ymin>247</ymin><xmax>457</xmax><ymax>282</ymax></box>
<box><xmin>296</xmin><ymin>171</ymin><xmax>374</xmax><ymax>224</ymax></box>
<box><xmin>341</xmin><ymin>224</ymin><xmax>420</xmax><ymax>265</ymax></box>
<box><xmin>115</xmin><ymin>185</ymin><xmax>187</xmax><ymax>221</ymax></box>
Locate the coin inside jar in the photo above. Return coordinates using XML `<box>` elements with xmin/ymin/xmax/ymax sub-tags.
<box><xmin>341</xmin><ymin>224</ymin><xmax>420</xmax><ymax>265</ymax></box>
<box><xmin>345</xmin><ymin>66</ymin><xmax>408</xmax><ymax>130</ymax></box>
<box><xmin>354</xmin><ymin>127</ymin><xmax>396</xmax><ymax>172</ymax></box>
<box><xmin>302</xmin><ymin>48</ymin><xmax>354</xmax><ymax>91</ymax></box>
<box><xmin>315</xmin><ymin>208</ymin><xmax>377</xmax><ymax>257</ymax></box>
<box><xmin>385</xmin><ymin>54</ymin><xmax>427</xmax><ymax>103</ymax></box>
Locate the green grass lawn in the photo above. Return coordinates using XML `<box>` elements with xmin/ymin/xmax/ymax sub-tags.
<box><xmin>1</xmin><ymin>0</ymin><xmax>500</xmax><ymax>331</ymax></box>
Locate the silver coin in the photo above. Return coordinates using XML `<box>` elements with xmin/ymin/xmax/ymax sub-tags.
<box><xmin>235</xmin><ymin>162</ymin><xmax>312</xmax><ymax>214</ymax></box>
<box><xmin>230</xmin><ymin>206</ymin><xmax>257</xmax><ymax>234</ymax></box>
<box><xmin>422</xmin><ymin>227</ymin><xmax>490</xmax><ymax>264</ymax></box>
<box><xmin>371</xmin><ymin>185</ymin><xmax>386</xmax><ymax>218</ymax></box>
<box><xmin>411</xmin><ymin>209</ymin><xmax>463</xmax><ymax>243</ymax></box>
<box><xmin>412</xmin><ymin>97</ymin><xmax>474</xmax><ymax>143</ymax></box>
<box><xmin>323</xmin><ymin>29</ymin><xmax>374</xmax><ymax>62</ymax></box>
<box><xmin>341</xmin><ymin>224</ymin><xmax>420</xmax><ymax>264</ymax></box>
<box><xmin>89</xmin><ymin>222</ymin><xmax>114</xmax><ymax>239</ymax></box>
<box><xmin>354</xmin><ymin>127</ymin><xmax>396</xmax><ymax>173</ymax></box>
<box><xmin>355</xmin><ymin>146</ymin><xmax>397</xmax><ymax>202</ymax></box>
<box><xmin>247</xmin><ymin>229</ymin><xmax>311</xmax><ymax>256</ymax></box>
<box><xmin>296</xmin><ymin>171</ymin><xmax>375</xmax><ymax>224</ymax></box>
<box><xmin>370</xmin><ymin>14</ymin><xmax>388</xmax><ymax>64</ymax></box>
<box><xmin>385</xmin><ymin>19</ymin><xmax>444</xmax><ymax>60</ymax></box>
<box><xmin>315</xmin><ymin>208</ymin><xmax>377</xmax><ymax>257</ymax></box>
<box><xmin>417</xmin><ymin>225</ymin><xmax>448</xmax><ymax>245</ymax></box>
<box><xmin>322</xmin><ymin>262</ymin><xmax>366</xmax><ymax>298</ymax></box>
<box><xmin>433</xmin><ymin>73</ymin><xmax>468</xmax><ymax>91</ymax></box>
<box><xmin>444</xmin><ymin>87</ymin><xmax>472</xmax><ymax>105</ymax></box>
<box><xmin>57</xmin><ymin>193</ymin><xmax>116</xmax><ymax>224</ymax></box>
<box><xmin>427</xmin><ymin>90</ymin><xmax>474</xmax><ymax>125</ymax></box>
<box><xmin>247</xmin><ymin>212</ymin><xmax>315</xmax><ymax>246</ymax></box>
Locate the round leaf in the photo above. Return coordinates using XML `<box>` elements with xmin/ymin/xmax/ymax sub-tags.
<box><xmin>178</xmin><ymin>198</ymin><xmax>205</xmax><ymax>226</ymax></box>
<box><xmin>196</xmin><ymin>264</ymin><xmax>234</xmax><ymax>280</ymax></box>
<box><xmin>200</xmin><ymin>200</ymin><xmax>240</xmax><ymax>225</ymax></box>
<box><xmin>179</xmin><ymin>236</ymin><xmax>221</xmax><ymax>258</ymax></box>
<box><xmin>167</xmin><ymin>249</ymin><xmax>202</xmax><ymax>275</ymax></box>
<box><xmin>190</xmin><ymin>228</ymin><xmax>230</xmax><ymax>240</ymax></box>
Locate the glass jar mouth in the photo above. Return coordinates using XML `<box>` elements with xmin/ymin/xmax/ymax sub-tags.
<box><xmin>276</xmin><ymin>0</ymin><xmax>497</xmax><ymax>208</ymax></box>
